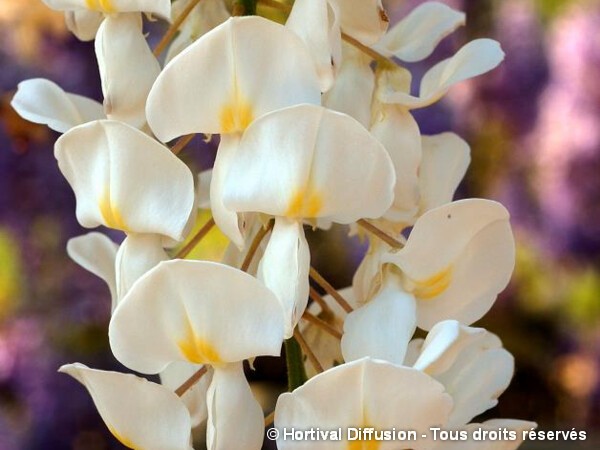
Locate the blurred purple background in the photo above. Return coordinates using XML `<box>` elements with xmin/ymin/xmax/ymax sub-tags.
<box><xmin>1</xmin><ymin>0</ymin><xmax>600</xmax><ymax>448</ymax></box>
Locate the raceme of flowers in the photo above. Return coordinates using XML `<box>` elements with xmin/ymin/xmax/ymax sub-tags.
<box><xmin>11</xmin><ymin>0</ymin><xmax>536</xmax><ymax>449</ymax></box>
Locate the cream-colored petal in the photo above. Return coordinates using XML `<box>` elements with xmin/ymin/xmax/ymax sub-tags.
<box><xmin>95</xmin><ymin>13</ymin><xmax>161</xmax><ymax>129</ymax></box>
<box><xmin>165</xmin><ymin>0</ymin><xmax>230</xmax><ymax>63</ymax></box>
<box><xmin>341</xmin><ymin>276</ymin><xmax>416</xmax><ymax>365</ymax></box>
<box><xmin>437</xmin><ymin>343</ymin><xmax>514</xmax><ymax>426</ymax></box>
<box><xmin>210</xmin><ymin>134</ymin><xmax>247</xmax><ymax>248</ymax></box>
<box><xmin>147</xmin><ymin>16</ymin><xmax>321</xmax><ymax>140</ymax></box>
<box><xmin>286</xmin><ymin>0</ymin><xmax>341</xmax><ymax>92</ymax></box>
<box><xmin>42</xmin><ymin>0</ymin><xmax>171</xmax><ymax>19</ymax></box>
<box><xmin>419</xmin><ymin>133</ymin><xmax>470</xmax><ymax>215</ymax></box>
<box><xmin>322</xmin><ymin>43</ymin><xmax>375</xmax><ymax>127</ymax></box>
<box><xmin>54</xmin><ymin>120</ymin><xmax>195</xmax><ymax>240</ymax></box>
<box><xmin>59</xmin><ymin>363</ymin><xmax>192</xmax><ymax>450</ymax></box>
<box><xmin>65</xmin><ymin>9</ymin><xmax>103</xmax><ymax>41</ymax></box>
<box><xmin>109</xmin><ymin>260</ymin><xmax>285</xmax><ymax>374</ymax></box>
<box><xmin>378</xmin><ymin>39</ymin><xmax>504</xmax><ymax>109</ymax></box>
<box><xmin>66</xmin><ymin>232</ymin><xmax>118</xmax><ymax>306</ymax></box>
<box><xmin>328</xmin><ymin>0</ymin><xmax>388</xmax><ymax>46</ymax></box>
<box><xmin>222</xmin><ymin>104</ymin><xmax>395</xmax><ymax>224</ymax></box>
<box><xmin>206</xmin><ymin>363</ymin><xmax>264</xmax><ymax>450</ymax></box>
<box><xmin>370</xmin><ymin>105</ymin><xmax>421</xmax><ymax>223</ymax></box>
<box><xmin>11</xmin><ymin>78</ymin><xmax>104</xmax><ymax>133</ymax></box>
<box><xmin>160</xmin><ymin>361</ymin><xmax>213</xmax><ymax>428</ymax></box>
<box><xmin>383</xmin><ymin>199</ymin><xmax>515</xmax><ymax>329</ymax></box>
<box><xmin>114</xmin><ymin>233</ymin><xmax>169</xmax><ymax>306</ymax></box>
<box><xmin>257</xmin><ymin>218</ymin><xmax>310</xmax><ymax>338</ymax></box>
<box><xmin>275</xmin><ymin>358</ymin><xmax>453</xmax><ymax>450</ymax></box>
<box><xmin>412</xmin><ymin>320</ymin><xmax>486</xmax><ymax>375</ymax></box>
<box><xmin>374</xmin><ymin>1</ymin><xmax>465</xmax><ymax>62</ymax></box>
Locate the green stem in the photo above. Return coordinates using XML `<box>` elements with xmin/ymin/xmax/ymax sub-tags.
<box><xmin>284</xmin><ymin>337</ymin><xmax>307</xmax><ymax>391</ymax></box>
<box><xmin>232</xmin><ymin>0</ymin><xmax>257</xmax><ymax>15</ymax></box>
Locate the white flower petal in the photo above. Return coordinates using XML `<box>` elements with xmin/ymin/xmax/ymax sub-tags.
<box><xmin>322</xmin><ymin>44</ymin><xmax>375</xmax><ymax>127</ymax></box>
<box><xmin>223</xmin><ymin>104</ymin><xmax>395</xmax><ymax>224</ymax></box>
<box><xmin>66</xmin><ymin>232</ymin><xmax>118</xmax><ymax>309</ymax></box>
<box><xmin>147</xmin><ymin>16</ymin><xmax>321</xmax><ymax>140</ymax></box>
<box><xmin>59</xmin><ymin>363</ymin><xmax>192</xmax><ymax>450</ymax></box>
<box><xmin>197</xmin><ymin>169</ymin><xmax>212</xmax><ymax>210</ymax></box>
<box><xmin>379</xmin><ymin>39</ymin><xmax>504</xmax><ymax>109</ymax></box>
<box><xmin>286</xmin><ymin>0</ymin><xmax>341</xmax><ymax>92</ymax></box>
<box><xmin>95</xmin><ymin>13</ymin><xmax>160</xmax><ymax>129</ymax></box>
<box><xmin>166</xmin><ymin>0</ymin><xmax>230</xmax><ymax>63</ymax></box>
<box><xmin>65</xmin><ymin>9</ymin><xmax>103</xmax><ymax>41</ymax></box>
<box><xmin>42</xmin><ymin>0</ymin><xmax>171</xmax><ymax>19</ymax></box>
<box><xmin>328</xmin><ymin>0</ymin><xmax>388</xmax><ymax>46</ymax></box>
<box><xmin>374</xmin><ymin>1</ymin><xmax>465</xmax><ymax>62</ymax></box>
<box><xmin>206</xmin><ymin>363</ymin><xmax>264</xmax><ymax>450</ymax></box>
<box><xmin>11</xmin><ymin>78</ymin><xmax>104</xmax><ymax>133</ymax></box>
<box><xmin>419</xmin><ymin>133</ymin><xmax>470</xmax><ymax>215</ymax></box>
<box><xmin>210</xmin><ymin>134</ymin><xmax>247</xmax><ymax>248</ymax></box>
<box><xmin>258</xmin><ymin>218</ymin><xmax>310</xmax><ymax>338</ymax></box>
<box><xmin>371</xmin><ymin>106</ymin><xmax>421</xmax><ymax>223</ymax></box>
<box><xmin>160</xmin><ymin>361</ymin><xmax>213</xmax><ymax>428</ymax></box>
<box><xmin>54</xmin><ymin>120</ymin><xmax>195</xmax><ymax>240</ymax></box>
<box><xmin>341</xmin><ymin>277</ymin><xmax>416</xmax><ymax>365</ymax></box>
<box><xmin>412</xmin><ymin>320</ymin><xmax>486</xmax><ymax>374</ymax></box>
<box><xmin>384</xmin><ymin>199</ymin><xmax>515</xmax><ymax>329</ymax></box>
<box><xmin>275</xmin><ymin>358</ymin><xmax>453</xmax><ymax>450</ymax></box>
<box><xmin>109</xmin><ymin>260</ymin><xmax>285</xmax><ymax>374</ymax></box>
<box><xmin>114</xmin><ymin>233</ymin><xmax>169</xmax><ymax>305</ymax></box>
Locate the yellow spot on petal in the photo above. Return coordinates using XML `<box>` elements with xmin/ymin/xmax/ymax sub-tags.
<box><xmin>219</xmin><ymin>98</ymin><xmax>254</xmax><ymax>134</ymax></box>
<box><xmin>85</xmin><ymin>0</ymin><xmax>116</xmax><ymax>13</ymax></box>
<box><xmin>107</xmin><ymin>425</ymin><xmax>138</xmax><ymax>450</ymax></box>
<box><xmin>412</xmin><ymin>266</ymin><xmax>453</xmax><ymax>300</ymax></box>
<box><xmin>99</xmin><ymin>188</ymin><xmax>128</xmax><ymax>231</ymax></box>
<box><xmin>285</xmin><ymin>188</ymin><xmax>323</xmax><ymax>219</ymax></box>
<box><xmin>178</xmin><ymin>312</ymin><xmax>221</xmax><ymax>365</ymax></box>
<box><xmin>347</xmin><ymin>422</ymin><xmax>381</xmax><ymax>450</ymax></box>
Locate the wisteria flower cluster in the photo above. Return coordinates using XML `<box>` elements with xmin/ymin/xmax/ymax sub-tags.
<box><xmin>11</xmin><ymin>0</ymin><xmax>536</xmax><ymax>449</ymax></box>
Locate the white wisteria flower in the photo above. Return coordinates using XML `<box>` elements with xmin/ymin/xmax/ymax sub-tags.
<box><xmin>109</xmin><ymin>259</ymin><xmax>285</xmax><ymax>449</ymax></box>
<box><xmin>146</xmin><ymin>16</ymin><xmax>321</xmax><ymax>248</ymax></box>
<box><xmin>275</xmin><ymin>357</ymin><xmax>453</xmax><ymax>450</ymax></box>
<box><xmin>222</xmin><ymin>104</ymin><xmax>395</xmax><ymax>337</ymax></box>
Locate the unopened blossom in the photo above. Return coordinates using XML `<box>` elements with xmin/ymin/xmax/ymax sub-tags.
<box><xmin>147</xmin><ymin>16</ymin><xmax>321</xmax><ymax>247</ymax></box>
<box><xmin>409</xmin><ymin>320</ymin><xmax>515</xmax><ymax>427</ymax></box>
<box><xmin>60</xmin><ymin>363</ymin><xmax>192</xmax><ymax>450</ymax></box>
<box><xmin>373</xmin><ymin>1</ymin><xmax>465</xmax><ymax>62</ymax></box>
<box><xmin>11</xmin><ymin>78</ymin><xmax>104</xmax><ymax>133</ymax></box>
<box><xmin>222</xmin><ymin>104</ymin><xmax>395</xmax><ymax>336</ymax></box>
<box><xmin>275</xmin><ymin>357</ymin><xmax>453</xmax><ymax>450</ymax></box>
<box><xmin>95</xmin><ymin>13</ymin><xmax>160</xmax><ymax>130</ymax></box>
<box><xmin>287</xmin><ymin>0</ymin><xmax>387</xmax><ymax>91</ymax></box>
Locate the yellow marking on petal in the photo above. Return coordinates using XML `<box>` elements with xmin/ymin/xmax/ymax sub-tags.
<box><xmin>99</xmin><ymin>188</ymin><xmax>128</xmax><ymax>231</ymax></box>
<box><xmin>412</xmin><ymin>266</ymin><xmax>453</xmax><ymax>300</ymax></box>
<box><xmin>107</xmin><ymin>425</ymin><xmax>138</xmax><ymax>450</ymax></box>
<box><xmin>178</xmin><ymin>312</ymin><xmax>221</xmax><ymax>365</ymax></box>
<box><xmin>347</xmin><ymin>422</ymin><xmax>381</xmax><ymax>450</ymax></box>
<box><xmin>219</xmin><ymin>99</ymin><xmax>254</xmax><ymax>134</ymax></box>
<box><xmin>285</xmin><ymin>188</ymin><xmax>323</xmax><ymax>219</ymax></box>
<box><xmin>86</xmin><ymin>0</ymin><xmax>116</xmax><ymax>13</ymax></box>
